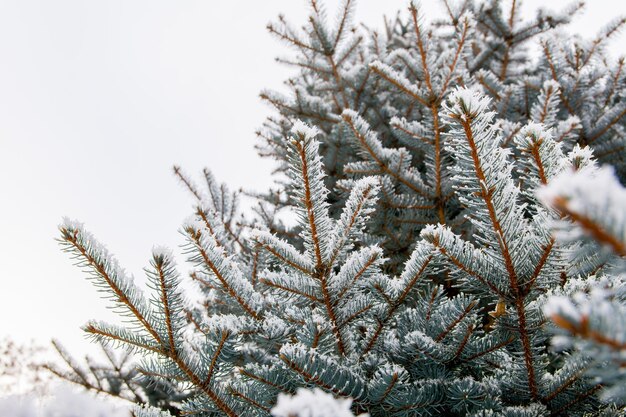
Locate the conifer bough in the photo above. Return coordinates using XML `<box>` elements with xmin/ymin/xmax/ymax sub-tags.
<box><xmin>55</xmin><ymin>1</ymin><xmax>626</xmax><ymax>415</ymax></box>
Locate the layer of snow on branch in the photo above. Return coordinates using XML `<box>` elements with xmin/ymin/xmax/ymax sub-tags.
<box><xmin>538</xmin><ymin>165</ymin><xmax>626</xmax><ymax>215</ymax></box>
<box><xmin>543</xmin><ymin>295</ymin><xmax>582</xmax><ymax>321</ymax></box>
<box><xmin>272</xmin><ymin>388</ymin><xmax>368</xmax><ymax>417</ymax></box>
<box><xmin>291</xmin><ymin>120</ymin><xmax>320</xmax><ymax>139</ymax></box>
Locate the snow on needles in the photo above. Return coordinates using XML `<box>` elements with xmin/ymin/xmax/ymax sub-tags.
<box><xmin>291</xmin><ymin>120</ymin><xmax>321</xmax><ymax>140</ymax></box>
<box><xmin>445</xmin><ymin>87</ymin><xmax>492</xmax><ymax>119</ymax></box>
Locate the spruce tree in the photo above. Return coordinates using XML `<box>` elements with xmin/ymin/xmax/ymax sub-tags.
<box><xmin>54</xmin><ymin>1</ymin><xmax>626</xmax><ymax>416</ymax></box>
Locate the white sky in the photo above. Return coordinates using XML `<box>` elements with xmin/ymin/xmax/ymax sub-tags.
<box><xmin>1</xmin><ymin>0</ymin><xmax>624</xmax><ymax>356</ymax></box>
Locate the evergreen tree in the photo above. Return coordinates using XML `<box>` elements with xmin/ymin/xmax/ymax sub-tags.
<box><xmin>54</xmin><ymin>1</ymin><xmax>626</xmax><ymax>416</ymax></box>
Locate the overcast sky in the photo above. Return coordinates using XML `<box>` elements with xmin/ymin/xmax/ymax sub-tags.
<box><xmin>1</xmin><ymin>0</ymin><xmax>624</xmax><ymax>356</ymax></box>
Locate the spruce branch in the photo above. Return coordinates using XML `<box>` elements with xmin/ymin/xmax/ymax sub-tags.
<box><xmin>184</xmin><ymin>223</ymin><xmax>263</xmax><ymax>320</ymax></box>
